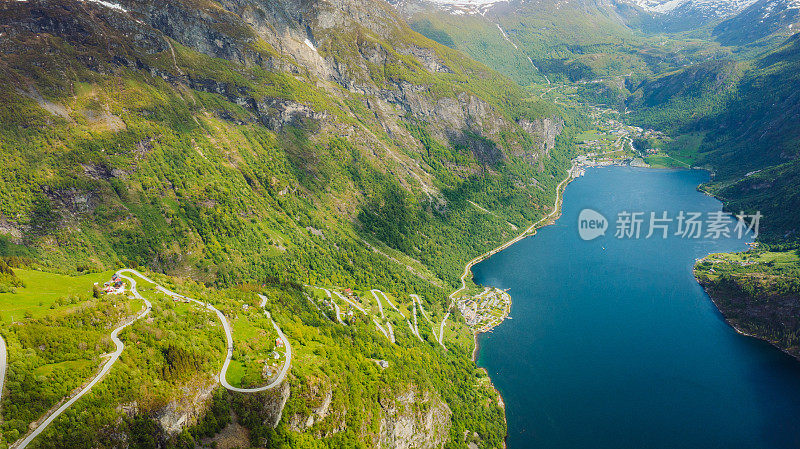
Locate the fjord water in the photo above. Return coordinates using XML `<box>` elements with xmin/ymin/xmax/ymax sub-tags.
<box><xmin>472</xmin><ymin>166</ymin><xmax>800</xmax><ymax>449</ymax></box>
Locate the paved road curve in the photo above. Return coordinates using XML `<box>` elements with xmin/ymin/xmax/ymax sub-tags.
<box><xmin>0</xmin><ymin>332</ymin><xmax>6</xmax><ymax>405</ymax></box>
<box><xmin>15</xmin><ymin>273</ymin><xmax>152</xmax><ymax>449</ymax></box>
<box><xmin>333</xmin><ymin>291</ymin><xmax>367</xmax><ymax>315</ymax></box>
<box><xmin>119</xmin><ymin>270</ymin><xmax>291</xmax><ymax>393</ymax></box>
<box><xmin>372</xmin><ymin>290</ymin><xmax>399</xmax><ymax>313</ymax></box>
<box><xmin>371</xmin><ymin>290</ymin><xmax>385</xmax><ymax>319</ymax></box>
<box><xmin>437</xmin><ymin>162</ymin><xmax>577</xmax><ymax>350</ymax></box>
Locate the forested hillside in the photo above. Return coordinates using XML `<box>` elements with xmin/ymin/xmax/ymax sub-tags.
<box><xmin>0</xmin><ymin>0</ymin><xmax>582</xmax><ymax>447</ymax></box>
<box><xmin>627</xmin><ymin>33</ymin><xmax>800</xmax><ymax>238</ymax></box>
<box><xmin>0</xmin><ymin>0</ymin><xmax>577</xmax><ymax>286</ymax></box>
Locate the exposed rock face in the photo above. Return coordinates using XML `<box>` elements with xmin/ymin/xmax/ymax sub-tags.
<box><xmin>0</xmin><ymin>220</ymin><xmax>23</xmax><ymax>244</ymax></box>
<box><xmin>122</xmin><ymin>0</ymin><xmax>549</xmax><ymax>153</ymax></box>
<box><xmin>154</xmin><ymin>381</ymin><xmax>218</xmax><ymax>435</ymax></box>
<box><xmin>2</xmin><ymin>0</ymin><xmax>563</xmax><ymax>228</ymax></box>
<box><xmin>233</xmin><ymin>380</ymin><xmax>292</xmax><ymax>430</ymax></box>
<box><xmin>42</xmin><ymin>185</ymin><xmax>99</xmax><ymax>222</ymax></box>
<box><xmin>518</xmin><ymin>116</ymin><xmax>565</xmax><ymax>155</ymax></box>
<box><xmin>255</xmin><ymin>98</ymin><xmax>329</xmax><ymax>130</ymax></box>
<box><xmin>286</xmin><ymin>381</ymin><xmax>451</xmax><ymax>447</ymax></box>
<box><xmin>289</xmin><ymin>382</ymin><xmax>334</xmax><ymax>433</ymax></box>
<box><xmin>378</xmin><ymin>387</ymin><xmax>451</xmax><ymax>449</ymax></box>
<box><xmin>397</xmin><ymin>45</ymin><xmax>455</xmax><ymax>74</ymax></box>
<box><xmin>262</xmin><ymin>381</ymin><xmax>292</xmax><ymax>428</ymax></box>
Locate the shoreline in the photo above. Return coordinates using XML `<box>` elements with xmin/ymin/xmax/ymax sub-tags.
<box><xmin>447</xmin><ymin>160</ymin><xmax>578</xmax><ymax>363</ymax></box>
<box><xmin>450</xmin><ymin>161</ymin><xmax>578</xmax><ymax>306</ymax></box>
<box><xmin>697</xmin><ymin>278</ymin><xmax>800</xmax><ymax>363</ymax></box>
<box><xmin>455</xmin><ymin>160</ymin><xmax>577</xmax><ymax>449</ymax></box>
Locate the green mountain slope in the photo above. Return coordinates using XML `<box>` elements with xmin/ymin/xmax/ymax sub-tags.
<box><xmin>627</xmin><ymin>33</ymin><xmax>800</xmax><ymax>238</ymax></box>
<box><xmin>626</xmin><ymin>31</ymin><xmax>800</xmax><ymax>362</ymax></box>
<box><xmin>0</xmin><ymin>0</ymin><xmax>582</xmax><ymax>447</ymax></box>
<box><xmin>406</xmin><ymin>11</ymin><xmax>545</xmax><ymax>86</ymax></box>
<box><xmin>0</xmin><ymin>0</ymin><xmax>576</xmax><ymax>284</ymax></box>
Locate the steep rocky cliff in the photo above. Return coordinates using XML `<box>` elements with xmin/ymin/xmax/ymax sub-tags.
<box><xmin>0</xmin><ymin>0</ymin><xmax>563</xmax><ymax>446</ymax></box>
<box><xmin>377</xmin><ymin>387</ymin><xmax>451</xmax><ymax>449</ymax></box>
<box><xmin>0</xmin><ymin>0</ymin><xmax>565</xmax><ymax>266</ymax></box>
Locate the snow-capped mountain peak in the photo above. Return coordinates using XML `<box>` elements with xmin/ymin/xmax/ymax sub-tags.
<box><xmin>627</xmin><ymin>0</ymin><xmax>758</xmax><ymax>16</ymax></box>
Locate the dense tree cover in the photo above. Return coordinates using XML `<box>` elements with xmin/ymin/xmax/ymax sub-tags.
<box><xmin>0</xmin><ymin>292</ymin><xmax>129</xmax><ymax>444</ymax></box>
<box><xmin>695</xmin><ymin>247</ymin><xmax>800</xmax><ymax>357</ymax></box>
<box><xmin>626</xmin><ymin>60</ymin><xmax>745</xmax><ymax>132</ymax></box>
<box><xmin>625</xmin><ymin>34</ymin><xmax>800</xmax><ymax>240</ymax></box>
<box><xmin>0</xmin><ymin>272</ymin><xmax>506</xmax><ymax>449</ymax></box>
<box><xmin>0</xmin><ymin>259</ymin><xmax>23</xmax><ymax>293</ymax></box>
<box><xmin>0</xmin><ymin>1</ymin><xmax>587</xmax><ymax>447</ymax></box>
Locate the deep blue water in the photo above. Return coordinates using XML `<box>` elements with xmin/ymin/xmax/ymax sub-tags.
<box><xmin>473</xmin><ymin>166</ymin><xmax>800</xmax><ymax>449</ymax></box>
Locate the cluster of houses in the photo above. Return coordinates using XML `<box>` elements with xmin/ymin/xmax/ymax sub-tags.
<box><xmin>100</xmin><ymin>274</ymin><xmax>125</xmax><ymax>295</ymax></box>
<box><xmin>457</xmin><ymin>298</ymin><xmax>479</xmax><ymax>326</ymax></box>
<box><xmin>457</xmin><ymin>288</ymin><xmax>512</xmax><ymax>331</ymax></box>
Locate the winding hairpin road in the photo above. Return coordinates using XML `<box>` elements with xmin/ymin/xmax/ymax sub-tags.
<box><xmin>0</xmin><ymin>332</ymin><xmax>6</xmax><ymax>406</ymax></box>
<box><xmin>118</xmin><ymin>269</ymin><xmax>292</xmax><ymax>393</ymax></box>
<box><xmin>333</xmin><ymin>290</ymin><xmax>367</xmax><ymax>315</ymax></box>
<box><xmin>15</xmin><ymin>269</ymin><xmax>291</xmax><ymax>448</ymax></box>
<box><xmin>15</xmin><ymin>273</ymin><xmax>152</xmax><ymax>449</ymax></box>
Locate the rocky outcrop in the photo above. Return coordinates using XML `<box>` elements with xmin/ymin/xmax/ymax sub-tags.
<box><xmin>153</xmin><ymin>380</ymin><xmax>218</xmax><ymax>435</ymax></box>
<box><xmin>286</xmin><ymin>381</ymin><xmax>451</xmax><ymax>447</ymax></box>
<box><xmin>3</xmin><ymin>0</ymin><xmax>561</xmax><ymax>179</ymax></box>
<box><xmin>264</xmin><ymin>381</ymin><xmax>292</xmax><ymax>428</ymax></box>
<box><xmin>236</xmin><ymin>380</ymin><xmax>292</xmax><ymax>429</ymax></box>
<box><xmin>255</xmin><ymin>97</ymin><xmax>329</xmax><ymax>130</ymax></box>
<box><xmin>288</xmin><ymin>382</ymin><xmax>334</xmax><ymax>432</ymax></box>
<box><xmin>378</xmin><ymin>387</ymin><xmax>451</xmax><ymax>449</ymax></box>
<box><xmin>518</xmin><ymin>116</ymin><xmax>564</xmax><ymax>155</ymax></box>
<box><xmin>396</xmin><ymin>45</ymin><xmax>454</xmax><ymax>74</ymax></box>
<box><xmin>0</xmin><ymin>220</ymin><xmax>23</xmax><ymax>244</ymax></box>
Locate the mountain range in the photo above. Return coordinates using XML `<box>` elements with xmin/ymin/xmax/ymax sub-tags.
<box><xmin>0</xmin><ymin>0</ymin><xmax>798</xmax><ymax>447</ymax></box>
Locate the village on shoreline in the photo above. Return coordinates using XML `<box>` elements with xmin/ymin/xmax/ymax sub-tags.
<box><xmin>452</xmin><ymin>108</ymin><xmax>672</xmax><ymax>336</ymax></box>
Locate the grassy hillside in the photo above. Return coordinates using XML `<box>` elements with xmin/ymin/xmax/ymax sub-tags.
<box><xmin>0</xmin><ymin>0</ymin><xmax>585</xmax><ymax>446</ymax></box>
<box><xmin>0</xmin><ymin>267</ymin><xmax>507</xmax><ymax>448</ymax></box>
<box><xmin>407</xmin><ymin>12</ymin><xmax>545</xmax><ymax>86</ymax></box>
<box><xmin>626</xmin><ymin>33</ymin><xmax>800</xmax><ymax>239</ymax></box>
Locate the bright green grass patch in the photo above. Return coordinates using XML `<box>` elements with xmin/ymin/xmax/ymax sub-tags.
<box><xmin>664</xmin><ymin>132</ymin><xmax>705</xmax><ymax>162</ymax></box>
<box><xmin>232</xmin><ymin>310</ymin><xmax>274</xmax><ymax>342</ymax></box>
<box><xmin>644</xmin><ymin>154</ymin><xmax>687</xmax><ymax>169</ymax></box>
<box><xmin>33</xmin><ymin>358</ymin><xmax>95</xmax><ymax>378</ymax></box>
<box><xmin>227</xmin><ymin>306</ymin><xmax>280</xmax><ymax>387</ymax></box>
<box><xmin>0</xmin><ymin>269</ymin><xmax>117</xmax><ymax>323</ymax></box>
<box><xmin>712</xmin><ymin>250</ymin><xmax>799</xmax><ymax>265</ymax></box>
<box><xmin>225</xmin><ymin>359</ymin><xmax>247</xmax><ymax>387</ymax></box>
<box><xmin>576</xmin><ymin>130</ymin><xmax>612</xmax><ymax>142</ymax></box>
